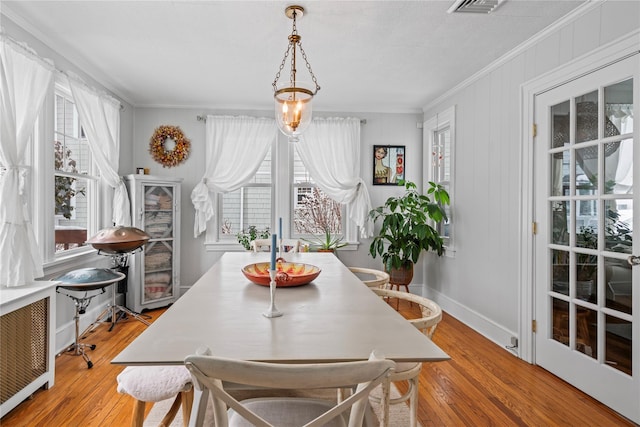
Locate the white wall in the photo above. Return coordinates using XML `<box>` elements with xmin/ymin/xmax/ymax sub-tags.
<box><xmin>132</xmin><ymin>109</ymin><xmax>425</xmax><ymax>290</ymax></box>
<box><xmin>422</xmin><ymin>1</ymin><xmax>640</xmax><ymax>350</ymax></box>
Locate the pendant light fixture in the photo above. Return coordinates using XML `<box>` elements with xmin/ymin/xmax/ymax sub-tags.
<box><xmin>272</xmin><ymin>5</ymin><xmax>320</xmax><ymax>143</ymax></box>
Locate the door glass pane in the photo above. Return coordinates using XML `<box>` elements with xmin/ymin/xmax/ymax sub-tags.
<box><xmin>144</xmin><ymin>185</ymin><xmax>174</xmax><ymax>239</ymax></box>
<box><xmin>551</xmin><ymin>100</ymin><xmax>570</xmax><ymax>148</ymax></box>
<box><xmin>575</xmin><ymin>91</ymin><xmax>598</xmax><ymax>144</ymax></box>
<box><xmin>552</xmin><ymin>298</ymin><xmax>569</xmax><ymax>346</ymax></box>
<box><xmin>575</xmin><ymin>146</ymin><xmax>598</xmax><ymax>194</ymax></box>
<box><xmin>551</xmin><ymin>201</ymin><xmax>570</xmax><ymax>245</ymax></box>
<box><xmin>551</xmin><ymin>151</ymin><xmax>569</xmax><ymax>196</ymax></box>
<box><xmin>144</xmin><ymin>240</ymin><xmax>173</xmax><ymax>303</ymax></box>
<box><xmin>605</xmin><ymin>139</ymin><xmax>633</xmax><ymax>195</ymax></box>
<box><xmin>605</xmin><ymin>79</ymin><xmax>633</xmax><ymax>134</ymax></box>
<box><xmin>576</xmin><ymin>306</ymin><xmax>596</xmax><ymax>359</ymax></box>
<box><xmin>605</xmin><ymin>257</ymin><xmax>632</xmax><ymax>315</ymax></box>
<box><xmin>552</xmin><ymin>249</ymin><xmax>569</xmax><ymax>296</ymax></box>
<box><xmin>576</xmin><ymin>253</ymin><xmax>597</xmax><ymax>302</ymax></box>
<box><xmin>605</xmin><ymin>314</ymin><xmax>632</xmax><ymax>376</ymax></box>
<box><xmin>605</xmin><ymin>199</ymin><xmax>633</xmax><ymax>254</ymax></box>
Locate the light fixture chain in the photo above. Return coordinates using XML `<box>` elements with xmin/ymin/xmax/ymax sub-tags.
<box><xmin>297</xmin><ymin>42</ymin><xmax>320</xmax><ymax>93</ymax></box>
<box><xmin>272</xmin><ymin>42</ymin><xmax>293</xmax><ymax>91</ymax></box>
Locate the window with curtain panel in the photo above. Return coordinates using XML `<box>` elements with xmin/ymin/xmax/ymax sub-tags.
<box><xmin>31</xmin><ymin>78</ymin><xmax>103</xmax><ymax>262</ymax></box>
<box><xmin>424</xmin><ymin>106</ymin><xmax>456</xmax><ymax>255</ymax></box>
<box><xmin>220</xmin><ymin>149</ymin><xmax>273</xmax><ymax>239</ymax></box>
<box><xmin>292</xmin><ymin>147</ymin><xmax>344</xmax><ymax>239</ymax></box>
<box><xmin>53</xmin><ymin>83</ymin><xmax>99</xmax><ymax>253</ymax></box>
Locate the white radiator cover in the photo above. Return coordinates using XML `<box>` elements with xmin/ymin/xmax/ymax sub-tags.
<box><xmin>0</xmin><ymin>281</ymin><xmax>57</xmax><ymax>418</ymax></box>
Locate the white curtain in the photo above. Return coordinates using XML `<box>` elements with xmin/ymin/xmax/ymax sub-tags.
<box><xmin>191</xmin><ymin>115</ymin><xmax>276</xmax><ymax>237</ymax></box>
<box><xmin>69</xmin><ymin>77</ymin><xmax>131</xmax><ymax>226</ymax></box>
<box><xmin>0</xmin><ymin>37</ymin><xmax>53</xmax><ymax>286</ymax></box>
<box><xmin>297</xmin><ymin>117</ymin><xmax>373</xmax><ymax>238</ymax></box>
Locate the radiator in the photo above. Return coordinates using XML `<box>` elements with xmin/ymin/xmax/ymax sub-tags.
<box><xmin>0</xmin><ymin>282</ymin><xmax>56</xmax><ymax>418</ymax></box>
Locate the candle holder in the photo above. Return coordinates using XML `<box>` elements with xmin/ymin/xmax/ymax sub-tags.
<box><xmin>263</xmin><ymin>269</ymin><xmax>283</xmax><ymax>318</ymax></box>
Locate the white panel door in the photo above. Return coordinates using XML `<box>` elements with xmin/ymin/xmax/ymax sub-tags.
<box><xmin>534</xmin><ymin>54</ymin><xmax>638</xmax><ymax>422</ymax></box>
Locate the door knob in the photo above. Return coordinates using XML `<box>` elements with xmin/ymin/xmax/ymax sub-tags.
<box><xmin>627</xmin><ymin>255</ymin><xmax>640</xmax><ymax>266</ymax></box>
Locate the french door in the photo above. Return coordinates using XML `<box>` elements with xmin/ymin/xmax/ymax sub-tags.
<box><xmin>534</xmin><ymin>54</ymin><xmax>638</xmax><ymax>422</ymax></box>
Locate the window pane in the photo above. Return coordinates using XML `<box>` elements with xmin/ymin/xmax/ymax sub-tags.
<box><xmin>575</xmin><ymin>91</ymin><xmax>598</xmax><ymax>144</ymax></box>
<box><xmin>292</xmin><ymin>148</ymin><xmax>343</xmax><ymax>236</ymax></box>
<box><xmin>294</xmin><ymin>187</ymin><xmax>342</xmax><ymax>235</ymax></box>
<box><xmin>54</xmin><ymin>175</ymin><xmax>88</xmax><ymax>252</ymax></box>
<box><xmin>605</xmin><ymin>199</ymin><xmax>632</xmax><ymax>254</ymax></box>
<box><xmin>551</xmin><ymin>100</ymin><xmax>570</xmax><ymax>149</ymax></box>
<box><xmin>221</xmin><ymin>187</ymin><xmax>272</xmax><ymax>236</ymax></box>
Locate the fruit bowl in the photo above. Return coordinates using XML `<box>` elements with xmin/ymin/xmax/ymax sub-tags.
<box><xmin>242</xmin><ymin>262</ymin><xmax>321</xmax><ymax>287</ymax></box>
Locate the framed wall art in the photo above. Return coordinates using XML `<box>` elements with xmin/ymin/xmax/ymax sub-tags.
<box><xmin>373</xmin><ymin>145</ymin><xmax>405</xmax><ymax>185</ymax></box>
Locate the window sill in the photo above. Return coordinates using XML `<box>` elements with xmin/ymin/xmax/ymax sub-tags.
<box><xmin>43</xmin><ymin>247</ymin><xmax>110</xmax><ymax>278</ymax></box>
<box><xmin>204</xmin><ymin>241</ymin><xmax>361</xmax><ymax>252</ymax></box>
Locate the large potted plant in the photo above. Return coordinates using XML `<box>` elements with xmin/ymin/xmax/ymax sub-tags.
<box><xmin>369</xmin><ymin>180</ymin><xmax>450</xmax><ymax>285</ymax></box>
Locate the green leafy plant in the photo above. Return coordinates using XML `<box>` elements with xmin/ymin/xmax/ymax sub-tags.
<box><xmin>236</xmin><ymin>225</ymin><xmax>270</xmax><ymax>250</ymax></box>
<box><xmin>304</xmin><ymin>229</ymin><xmax>347</xmax><ymax>251</ymax></box>
<box><xmin>369</xmin><ymin>180</ymin><xmax>450</xmax><ymax>271</ymax></box>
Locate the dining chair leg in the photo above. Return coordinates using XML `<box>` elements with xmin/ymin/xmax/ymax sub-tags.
<box><xmin>181</xmin><ymin>389</ymin><xmax>194</xmax><ymax>427</ymax></box>
<box><xmin>408</xmin><ymin>377</ymin><xmax>419</xmax><ymax>427</ymax></box>
<box><xmin>131</xmin><ymin>400</ymin><xmax>145</xmax><ymax>427</ymax></box>
<box><xmin>379</xmin><ymin>379</ymin><xmax>391</xmax><ymax>427</ymax></box>
<box><xmin>159</xmin><ymin>393</ymin><xmax>182</xmax><ymax>427</ymax></box>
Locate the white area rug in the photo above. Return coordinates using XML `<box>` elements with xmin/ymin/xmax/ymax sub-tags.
<box><xmin>144</xmin><ymin>383</ymin><xmax>417</xmax><ymax>426</ymax></box>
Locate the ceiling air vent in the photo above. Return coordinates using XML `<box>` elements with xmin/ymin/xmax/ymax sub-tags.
<box><xmin>447</xmin><ymin>0</ymin><xmax>505</xmax><ymax>14</ymax></box>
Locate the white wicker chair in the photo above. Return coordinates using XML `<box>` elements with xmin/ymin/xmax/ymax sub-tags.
<box><xmin>185</xmin><ymin>349</ymin><xmax>395</xmax><ymax>427</ymax></box>
<box><xmin>251</xmin><ymin>238</ymin><xmax>300</xmax><ymax>253</ymax></box>
<box><xmin>370</xmin><ymin>288</ymin><xmax>442</xmax><ymax>427</ymax></box>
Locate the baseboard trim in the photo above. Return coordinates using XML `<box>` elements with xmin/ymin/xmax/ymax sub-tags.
<box><xmin>419</xmin><ymin>285</ymin><xmax>520</xmax><ymax>358</ymax></box>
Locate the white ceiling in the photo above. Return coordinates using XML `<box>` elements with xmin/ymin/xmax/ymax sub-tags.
<box><xmin>3</xmin><ymin>0</ymin><xmax>586</xmax><ymax>113</ymax></box>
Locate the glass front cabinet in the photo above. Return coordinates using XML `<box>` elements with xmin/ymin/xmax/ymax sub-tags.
<box><xmin>124</xmin><ymin>174</ymin><xmax>182</xmax><ymax>312</ymax></box>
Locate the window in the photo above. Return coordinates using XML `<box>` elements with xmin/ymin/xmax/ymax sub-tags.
<box><xmin>219</xmin><ymin>149</ymin><xmax>272</xmax><ymax>238</ymax></box>
<box><xmin>32</xmin><ymin>78</ymin><xmax>103</xmax><ymax>263</ymax></box>
<box><xmin>292</xmin><ymin>148</ymin><xmax>343</xmax><ymax>238</ymax></box>
<box><xmin>205</xmin><ymin>135</ymin><xmax>356</xmax><ymax>250</ymax></box>
<box><xmin>424</xmin><ymin>106</ymin><xmax>456</xmax><ymax>255</ymax></box>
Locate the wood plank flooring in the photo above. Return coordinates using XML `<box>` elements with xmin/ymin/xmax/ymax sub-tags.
<box><xmin>1</xmin><ymin>300</ymin><xmax>636</xmax><ymax>426</ymax></box>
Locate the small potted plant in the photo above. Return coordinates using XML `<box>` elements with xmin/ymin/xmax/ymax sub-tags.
<box><xmin>369</xmin><ymin>180</ymin><xmax>450</xmax><ymax>284</ymax></box>
<box><xmin>236</xmin><ymin>225</ymin><xmax>270</xmax><ymax>251</ymax></box>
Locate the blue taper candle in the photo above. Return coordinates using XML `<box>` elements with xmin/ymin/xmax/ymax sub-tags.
<box><xmin>279</xmin><ymin>217</ymin><xmax>282</xmax><ymax>238</ymax></box>
<box><xmin>270</xmin><ymin>234</ymin><xmax>277</xmax><ymax>269</ymax></box>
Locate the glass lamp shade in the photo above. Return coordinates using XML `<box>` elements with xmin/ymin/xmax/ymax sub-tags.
<box><xmin>274</xmin><ymin>81</ymin><xmax>314</xmax><ymax>142</ymax></box>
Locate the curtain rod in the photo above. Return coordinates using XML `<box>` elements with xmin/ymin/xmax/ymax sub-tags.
<box><xmin>196</xmin><ymin>115</ymin><xmax>366</xmax><ymax>124</ymax></box>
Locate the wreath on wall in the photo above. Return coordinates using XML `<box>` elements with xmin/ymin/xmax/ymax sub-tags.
<box><xmin>149</xmin><ymin>125</ymin><xmax>191</xmax><ymax>168</ymax></box>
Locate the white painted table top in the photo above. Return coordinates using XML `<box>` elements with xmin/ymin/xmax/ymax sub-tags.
<box><xmin>112</xmin><ymin>252</ymin><xmax>450</xmax><ymax>365</ymax></box>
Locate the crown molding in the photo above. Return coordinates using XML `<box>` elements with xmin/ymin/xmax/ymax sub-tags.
<box><xmin>422</xmin><ymin>0</ymin><xmax>604</xmax><ymax>112</ymax></box>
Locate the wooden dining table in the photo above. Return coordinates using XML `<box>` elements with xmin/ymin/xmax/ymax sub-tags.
<box><xmin>112</xmin><ymin>252</ymin><xmax>450</xmax><ymax>366</ymax></box>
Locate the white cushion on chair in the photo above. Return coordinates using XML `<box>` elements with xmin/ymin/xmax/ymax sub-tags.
<box><xmin>116</xmin><ymin>366</ymin><xmax>192</xmax><ymax>402</ymax></box>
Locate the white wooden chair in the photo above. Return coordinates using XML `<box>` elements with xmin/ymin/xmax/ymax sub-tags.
<box><xmin>348</xmin><ymin>267</ymin><xmax>390</xmax><ymax>289</ymax></box>
<box><xmin>369</xmin><ymin>288</ymin><xmax>442</xmax><ymax>427</ymax></box>
<box><xmin>184</xmin><ymin>349</ymin><xmax>395</xmax><ymax>427</ymax></box>
<box><xmin>251</xmin><ymin>238</ymin><xmax>300</xmax><ymax>253</ymax></box>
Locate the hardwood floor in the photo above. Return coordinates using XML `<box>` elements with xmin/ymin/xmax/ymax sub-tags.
<box><xmin>1</xmin><ymin>301</ymin><xmax>636</xmax><ymax>426</ymax></box>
